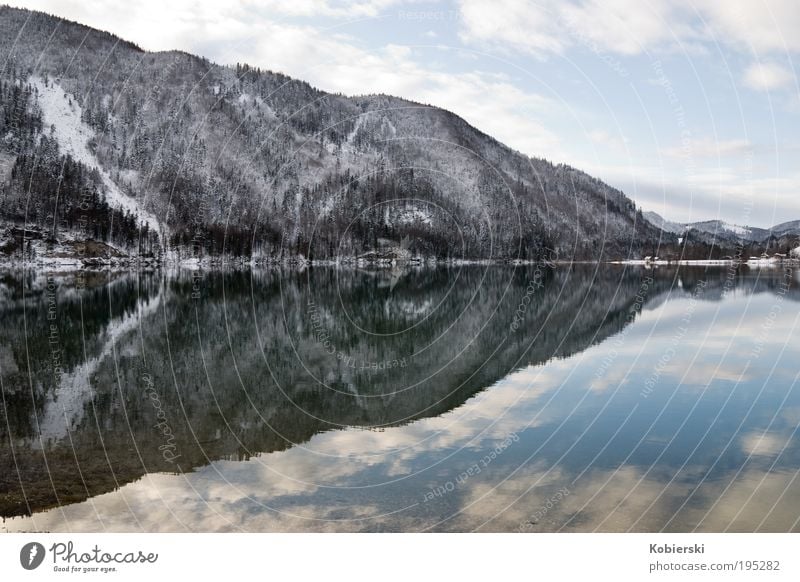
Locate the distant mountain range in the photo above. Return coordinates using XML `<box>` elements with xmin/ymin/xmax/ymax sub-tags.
<box><xmin>643</xmin><ymin>211</ymin><xmax>800</xmax><ymax>244</ymax></box>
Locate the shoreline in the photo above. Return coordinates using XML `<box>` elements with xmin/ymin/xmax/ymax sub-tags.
<box><xmin>2</xmin><ymin>256</ymin><xmax>799</xmax><ymax>273</ymax></box>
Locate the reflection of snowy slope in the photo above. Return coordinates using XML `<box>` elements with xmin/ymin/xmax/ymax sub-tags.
<box><xmin>35</xmin><ymin>285</ymin><xmax>163</xmax><ymax>444</ymax></box>
<box><xmin>30</xmin><ymin>77</ymin><xmax>162</xmax><ymax>236</ymax></box>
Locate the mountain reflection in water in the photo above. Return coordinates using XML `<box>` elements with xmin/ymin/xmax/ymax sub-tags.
<box><xmin>1</xmin><ymin>265</ymin><xmax>799</xmax><ymax>532</ymax></box>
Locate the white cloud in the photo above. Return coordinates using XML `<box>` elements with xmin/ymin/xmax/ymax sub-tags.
<box><xmin>588</xmin><ymin>129</ymin><xmax>629</xmax><ymax>152</ymax></box>
<box><xmin>558</xmin><ymin>0</ymin><xmax>684</xmax><ymax>56</ymax></box>
<box><xmin>696</xmin><ymin>0</ymin><xmax>800</xmax><ymax>53</ymax></box>
<box><xmin>457</xmin><ymin>0</ymin><xmax>693</xmax><ymax>57</ymax></box>
<box><xmin>457</xmin><ymin>0</ymin><xmax>800</xmax><ymax>59</ymax></box>
<box><xmin>661</xmin><ymin>137</ymin><xmax>753</xmax><ymax>159</ymax></box>
<box><xmin>458</xmin><ymin>0</ymin><xmax>568</xmax><ymax>56</ymax></box>
<box><xmin>456</xmin><ymin>1</ymin><xmax>800</xmax><ymax>107</ymax></box>
<box><xmin>216</xmin><ymin>0</ymin><xmax>408</xmax><ymax>19</ymax></box>
<box><xmin>742</xmin><ymin>62</ymin><xmax>795</xmax><ymax>91</ymax></box>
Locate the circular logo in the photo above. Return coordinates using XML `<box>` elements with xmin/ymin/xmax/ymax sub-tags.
<box><xmin>19</xmin><ymin>542</ymin><xmax>46</xmax><ymax>570</ymax></box>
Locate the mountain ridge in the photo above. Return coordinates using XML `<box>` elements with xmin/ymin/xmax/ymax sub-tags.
<box><xmin>643</xmin><ymin>211</ymin><xmax>800</xmax><ymax>244</ymax></box>
<box><xmin>0</xmin><ymin>6</ymin><xmax>792</xmax><ymax>264</ymax></box>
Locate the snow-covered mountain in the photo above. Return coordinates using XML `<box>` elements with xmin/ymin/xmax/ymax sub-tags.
<box><xmin>772</xmin><ymin>220</ymin><xmax>800</xmax><ymax>237</ymax></box>
<box><xmin>0</xmin><ymin>6</ymin><xmax>669</xmax><ymax>262</ymax></box>
<box><xmin>642</xmin><ymin>211</ymin><xmax>796</xmax><ymax>243</ymax></box>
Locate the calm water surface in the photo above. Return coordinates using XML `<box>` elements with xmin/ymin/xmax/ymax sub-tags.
<box><xmin>1</xmin><ymin>265</ymin><xmax>799</xmax><ymax>532</ymax></box>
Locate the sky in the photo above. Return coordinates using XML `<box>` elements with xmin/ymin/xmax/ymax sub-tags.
<box><xmin>7</xmin><ymin>0</ymin><xmax>800</xmax><ymax>227</ymax></box>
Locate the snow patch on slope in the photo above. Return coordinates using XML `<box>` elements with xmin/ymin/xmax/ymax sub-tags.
<box><xmin>30</xmin><ymin>77</ymin><xmax>162</xmax><ymax>236</ymax></box>
<box><xmin>237</xmin><ymin>92</ymin><xmax>265</xmax><ymax>108</ymax></box>
<box><xmin>343</xmin><ymin>114</ymin><xmax>365</xmax><ymax>153</ymax></box>
<box><xmin>384</xmin><ymin>206</ymin><xmax>433</xmax><ymax>226</ymax></box>
<box><xmin>720</xmin><ymin>222</ymin><xmax>751</xmax><ymax>236</ymax></box>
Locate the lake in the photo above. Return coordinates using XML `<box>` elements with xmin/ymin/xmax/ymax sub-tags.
<box><xmin>1</xmin><ymin>264</ymin><xmax>799</xmax><ymax>532</ymax></box>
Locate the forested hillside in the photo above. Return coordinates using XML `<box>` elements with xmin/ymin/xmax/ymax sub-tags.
<box><xmin>0</xmin><ymin>6</ymin><xmax>672</xmax><ymax>263</ymax></box>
